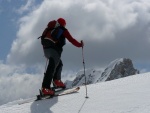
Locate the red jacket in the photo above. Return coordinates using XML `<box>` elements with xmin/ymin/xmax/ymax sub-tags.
<box><xmin>63</xmin><ymin>30</ymin><xmax>82</xmax><ymax>47</ymax></box>
<box><xmin>43</xmin><ymin>20</ymin><xmax>82</xmax><ymax>48</ymax></box>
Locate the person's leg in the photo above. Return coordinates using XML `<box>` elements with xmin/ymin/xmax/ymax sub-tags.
<box><xmin>42</xmin><ymin>57</ymin><xmax>55</xmax><ymax>89</ymax></box>
<box><xmin>42</xmin><ymin>48</ymin><xmax>60</xmax><ymax>89</ymax></box>
<box><xmin>53</xmin><ymin>60</ymin><xmax>63</xmax><ymax>80</ymax></box>
<box><xmin>53</xmin><ymin>59</ymin><xmax>66</xmax><ymax>88</ymax></box>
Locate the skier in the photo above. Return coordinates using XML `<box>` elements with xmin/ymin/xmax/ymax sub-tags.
<box><xmin>41</xmin><ymin>18</ymin><xmax>84</xmax><ymax>96</ymax></box>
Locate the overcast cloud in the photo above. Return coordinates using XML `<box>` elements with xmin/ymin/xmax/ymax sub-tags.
<box><xmin>0</xmin><ymin>0</ymin><xmax>150</xmax><ymax>105</ymax></box>
<box><xmin>7</xmin><ymin>0</ymin><xmax>150</xmax><ymax>69</ymax></box>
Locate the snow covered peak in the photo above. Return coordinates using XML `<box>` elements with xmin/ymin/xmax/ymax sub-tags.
<box><xmin>106</xmin><ymin>58</ymin><xmax>124</xmax><ymax>69</ymax></box>
<box><xmin>68</xmin><ymin>58</ymin><xmax>139</xmax><ymax>88</ymax></box>
<box><xmin>70</xmin><ymin>68</ymin><xmax>102</xmax><ymax>88</ymax></box>
<box><xmin>100</xmin><ymin>58</ymin><xmax>139</xmax><ymax>81</ymax></box>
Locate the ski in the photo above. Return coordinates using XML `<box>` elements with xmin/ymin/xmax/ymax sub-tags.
<box><xmin>56</xmin><ymin>86</ymin><xmax>80</xmax><ymax>96</ymax></box>
<box><xmin>18</xmin><ymin>87</ymin><xmax>80</xmax><ymax>105</ymax></box>
<box><xmin>36</xmin><ymin>87</ymin><xmax>80</xmax><ymax>101</ymax></box>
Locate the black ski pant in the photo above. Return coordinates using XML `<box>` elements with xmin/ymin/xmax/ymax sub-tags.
<box><xmin>42</xmin><ymin>48</ymin><xmax>63</xmax><ymax>89</ymax></box>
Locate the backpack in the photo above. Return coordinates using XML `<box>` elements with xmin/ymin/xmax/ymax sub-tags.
<box><xmin>38</xmin><ymin>20</ymin><xmax>66</xmax><ymax>48</ymax></box>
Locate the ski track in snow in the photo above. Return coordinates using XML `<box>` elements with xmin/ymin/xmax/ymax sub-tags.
<box><xmin>1</xmin><ymin>73</ymin><xmax>150</xmax><ymax>113</ymax></box>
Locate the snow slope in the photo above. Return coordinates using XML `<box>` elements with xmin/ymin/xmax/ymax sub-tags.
<box><xmin>1</xmin><ymin>72</ymin><xmax>150</xmax><ymax>113</ymax></box>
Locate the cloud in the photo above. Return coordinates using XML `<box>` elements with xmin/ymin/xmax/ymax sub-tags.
<box><xmin>7</xmin><ymin>0</ymin><xmax>150</xmax><ymax>69</ymax></box>
<box><xmin>0</xmin><ymin>61</ymin><xmax>41</xmax><ymax>105</ymax></box>
<box><xmin>0</xmin><ymin>73</ymin><xmax>41</xmax><ymax>105</ymax></box>
<box><xmin>0</xmin><ymin>60</ymin><xmax>76</xmax><ymax>105</ymax></box>
<box><xmin>6</xmin><ymin>0</ymin><xmax>150</xmax><ymax>71</ymax></box>
<box><xmin>1</xmin><ymin>0</ymin><xmax>150</xmax><ymax>105</ymax></box>
<box><xmin>16</xmin><ymin>0</ymin><xmax>35</xmax><ymax>14</ymax></box>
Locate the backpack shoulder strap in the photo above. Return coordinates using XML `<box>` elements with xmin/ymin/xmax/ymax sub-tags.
<box><xmin>38</xmin><ymin>20</ymin><xmax>57</xmax><ymax>39</ymax></box>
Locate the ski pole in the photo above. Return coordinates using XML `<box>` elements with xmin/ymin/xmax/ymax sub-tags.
<box><xmin>44</xmin><ymin>58</ymin><xmax>49</xmax><ymax>75</ymax></box>
<box><xmin>81</xmin><ymin>40</ymin><xmax>88</xmax><ymax>98</ymax></box>
<box><xmin>45</xmin><ymin>58</ymin><xmax>48</xmax><ymax>71</ymax></box>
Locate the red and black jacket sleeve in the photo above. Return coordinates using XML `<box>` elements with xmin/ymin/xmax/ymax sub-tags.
<box><xmin>63</xmin><ymin>30</ymin><xmax>82</xmax><ymax>47</ymax></box>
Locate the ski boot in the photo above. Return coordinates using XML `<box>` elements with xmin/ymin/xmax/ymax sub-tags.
<box><xmin>53</xmin><ymin>80</ymin><xmax>66</xmax><ymax>89</ymax></box>
<box><xmin>41</xmin><ymin>87</ymin><xmax>55</xmax><ymax>96</ymax></box>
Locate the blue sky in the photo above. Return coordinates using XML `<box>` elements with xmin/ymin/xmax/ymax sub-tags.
<box><xmin>0</xmin><ymin>0</ymin><xmax>17</xmax><ymax>60</ymax></box>
<box><xmin>0</xmin><ymin>0</ymin><xmax>41</xmax><ymax>60</ymax></box>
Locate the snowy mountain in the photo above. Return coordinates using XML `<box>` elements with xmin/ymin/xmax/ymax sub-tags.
<box><xmin>71</xmin><ymin>68</ymin><xmax>102</xmax><ymax>87</ymax></box>
<box><xmin>67</xmin><ymin>58</ymin><xmax>139</xmax><ymax>88</ymax></box>
<box><xmin>98</xmin><ymin>58</ymin><xmax>139</xmax><ymax>81</ymax></box>
<box><xmin>1</xmin><ymin>72</ymin><xmax>150</xmax><ymax>113</ymax></box>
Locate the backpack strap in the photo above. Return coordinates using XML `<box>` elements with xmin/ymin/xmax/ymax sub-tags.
<box><xmin>38</xmin><ymin>20</ymin><xmax>57</xmax><ymax>39</ymax></box>
<box><xmin>51</xmin><ymin>26</ymin><xmax>65</xmax><ymax>40</ymax></box>
<box><xmin>38</xmin><ymin>27</ymin><xmax>54</xmax><ymax>39</ymax></box>
<box><xmin>38</xmin><ymin>20</ymin><xmax>66</xmax><ymax>48</ymax></box>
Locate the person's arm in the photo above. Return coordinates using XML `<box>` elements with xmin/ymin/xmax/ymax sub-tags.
<box><xmin>63</xmin><ymin>30</ymin><xmax>83</xmax><ymax>47</ymax></box>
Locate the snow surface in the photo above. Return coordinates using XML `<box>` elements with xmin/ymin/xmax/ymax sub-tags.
<box><xmin>1</xmin><ymin>72</ymin><xmax>150</xmax><ymax>113</ymax></box>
